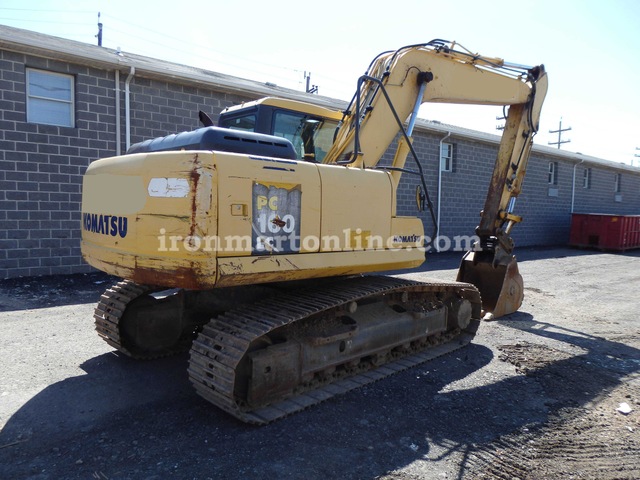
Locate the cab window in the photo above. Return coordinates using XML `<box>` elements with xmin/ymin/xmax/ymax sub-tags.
<box><xmin>273</xmin><ymin>111</ymin><xmax>337</xmax><ymax>162</ymax></box>
<box><xmin>221</xmin><ymin>114</ymin><xmax>256</xmax><ymax>131</ymax></box>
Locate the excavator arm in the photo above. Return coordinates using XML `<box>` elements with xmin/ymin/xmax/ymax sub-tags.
<box><xmin>324</xmin><ymin>41</ymin><xmax>548</xmax><ymax>317</ymax></box>
<box><xmin>457</xmin><ymin>66</ymin><xmax>548</xmax><ymax>318</ymax></box>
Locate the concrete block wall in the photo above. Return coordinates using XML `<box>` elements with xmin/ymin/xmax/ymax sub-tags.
<box><xmin>436</xmin><ymin>138</ymin><xmax>496</xmax><ymax>242</ymax></box>
<box><xmin>572</xmin><ymin>164</ymin><xmax>640</xmax><ymax>215</ymax></box>
<box><xmin>395</xmin><ymin>134</ymin><xmax>640</xmax><ymax>251</ymax></box>
<box><xmin>0</xmin><ymin>50</ymin><xmax>118</xmax><ymax>278</ymax></box>
<box><xmin>510</xmin><ymin>154</ymin><xmax>574</xmax><ymax>247</ymax></box>
<box><xmin>395</xmin><ymin>135</ymin><xmax>512</xmax><ymax>240</ymax></box>
<box><xmin>127</xmin><ymin>77</ymin><xmax>252</xmax><ymax>145</ymax></box>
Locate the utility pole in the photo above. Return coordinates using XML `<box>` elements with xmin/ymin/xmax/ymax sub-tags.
<box><xmin>634</xmin><ymin>147</ymin><xmax>640</xmax><ymax>167</ymax></box>
<box><xmin>548</xmin><ymin>117</ymin><xmax>571</xmax><ymax>149</ymax></box>
<box><xmin>304</xmin><ymin>72</ymin><xmax>318</xmax><ymax>94</ymax></box>
<box><xmin>96</xmin><ymin>12</ymin><xmax>103</xmax><ymax>47</ymax></box>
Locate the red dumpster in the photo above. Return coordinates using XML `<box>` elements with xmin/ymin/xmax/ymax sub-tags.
<box><xmin>569</xmin><ymin>213</ymin><xmax>640</xmax><ymax>251</ymax></box>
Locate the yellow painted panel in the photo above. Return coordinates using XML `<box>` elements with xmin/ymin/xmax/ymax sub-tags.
<box><xmin>222</xmin><ymin>97</ymin><xmax>343</xmax><ymax>121</ymax></box>
<box><xmin>82</xmin><ymin>174</ymin><xmax>147</xmax><ymax>215</ymax></box>
<box><xmin>82</xmin><ymin>241</ymin><xmax>217</xmax><ymax>289</ymax></box>
<box><xmin>318</xmin><ymin>165</ymin><xmax>393</xmax><ymax>250</ymax></box>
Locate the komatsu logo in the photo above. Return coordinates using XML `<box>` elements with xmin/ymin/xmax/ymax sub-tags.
<box><xmin>393</xmin><ymin>234</ymin><xmax>421</xmax><ymax>243</ymax></box>
<box><xmin>82</xmin><ymin>213</ymin><xmax>128</xmax><ymax>238</ymax></box>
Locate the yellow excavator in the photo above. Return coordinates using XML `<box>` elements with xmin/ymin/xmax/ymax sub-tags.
<box><xmin>81</xmin><ymin>40</ymin><xmax>548</xmax><ymax>424</ymax></box>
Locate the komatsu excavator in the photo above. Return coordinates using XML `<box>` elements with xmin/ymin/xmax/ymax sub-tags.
<box><xmin>81</xmin><ymin>40</ymin><xmax>548</xmax><ymax>424</ymax></box>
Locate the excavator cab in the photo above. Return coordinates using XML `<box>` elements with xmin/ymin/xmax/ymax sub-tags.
<box><xmin>218</xmin><ymin>97</ymin><xmax>341</xmax><ymax>162</ymax></box>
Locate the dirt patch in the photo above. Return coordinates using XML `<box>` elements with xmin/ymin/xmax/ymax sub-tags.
<box><xmin>467</xmin><ymin>341</ymin><xmax>640</xmax><ymax>479</ymax></box>
<box><xmin>498</xmin><ymin>342</ymin><xmax>576</xmax><ymax>375</ymax></box>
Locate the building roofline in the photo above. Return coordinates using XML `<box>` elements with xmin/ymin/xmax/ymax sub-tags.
<box><xmin>411</xmin><ymin>117</ymin><xmax>640</xmax><ymax>174</ymax></box>
<box><xmin>0</xmin><ymin>24</ymin><xmax>343</xmax><ymax>108</ymax></box>
<box><xmin>2</xmin><ymin>24</ymin><xmax>638</xmax><ymax>175</ymax></box>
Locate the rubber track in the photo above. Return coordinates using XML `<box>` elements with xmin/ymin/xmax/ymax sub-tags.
<box><xmin>188</xmin><ymin>275</ymin><xmax>481</xmax><ymax>424</ymax></box>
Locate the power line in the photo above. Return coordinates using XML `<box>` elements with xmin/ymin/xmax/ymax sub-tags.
<box><xmin>0</xmin><ymin>17</ymin><xmax>88</xmax><ymax>25</ymax></box>
<box><xmin>96</xmin><ymin>16</ymin><xmax>305</xmax><ymax>89</ymax></box>
<box><xmin>104</xmin><ymin>24</ymin><xmax>304</xmax><ymax>88</ymax></box>
<box><xmin>0</xmin><ymin>7</ymin><xmax>94</xmax><ymax>13</ymax></box>
<box><xmin>1</xmin><ymin>9</ymin><xmax>356</xmax><ymax>98</ymax></box>
<box><xmin>103</xmin><ymin>13</ymin><xmax>302</xmax><ymax>76</ymax></box>
<box><xmin>96</xmin><ymin>12</ymin><xmax>358</xmax><ymax>97</ymax></box>
<box><xmin>1</xmin><ymin>6</ymin><xmax>300</xmax><ymax>90</ymax></box>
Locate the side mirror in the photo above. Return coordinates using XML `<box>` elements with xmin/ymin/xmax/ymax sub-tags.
<box><xmin>416</xmin><ymin>185</ymin><xmax>425</xmax><ymax>212</ymax></box>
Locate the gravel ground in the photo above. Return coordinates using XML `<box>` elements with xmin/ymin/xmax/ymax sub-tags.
<box><xmin>0</xmin><ymin>246</ymin><xmax>638</xmax><ymax>479</ymax></box>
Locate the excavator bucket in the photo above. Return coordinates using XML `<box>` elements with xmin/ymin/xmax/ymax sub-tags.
<box><xmin>456</xmin><ymin>251</ymin><xmax>524</xmax><ymax>319</ymax></box>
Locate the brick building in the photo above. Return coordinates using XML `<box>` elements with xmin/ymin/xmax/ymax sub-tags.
<box><xmin>1</xmin><ymin>25</ymin><xmax>639</xmax><ymax>279</ymax></box>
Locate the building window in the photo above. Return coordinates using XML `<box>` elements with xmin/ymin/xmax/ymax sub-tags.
<box><xmin>614</xmin><ymin>173</ymin><xmax>621</xmax><ymax>193</ymax></box>
<box><xmin>26</xmin><ymin>68</ymin><xmax>74</xmax><ymax>127</ymax></box>
<box><xmin>440</xmin><ymin>142</ymin><xmax>453</xmax><ymax>172</ymax></box>
<box><xmin>583</xmin><ymin>168</ymin><xmax>591</xmax><ymax>189</ymax></box>
<box><xmin>548</xmin><ymin>162</ymin><xmax>558</xmax><ymax>185</ymax></box>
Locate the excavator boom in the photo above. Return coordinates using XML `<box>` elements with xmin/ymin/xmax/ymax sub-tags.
<box><xmin>320</xmin><ymin>41</ymin><xmax>548</xmax><ymax>316</ymax></box>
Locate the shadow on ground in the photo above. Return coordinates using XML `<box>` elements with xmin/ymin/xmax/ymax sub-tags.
<box><xmin>1</xmin><ymin>310</ymin><xmax>638</xmax><ymax>480</ymax></box>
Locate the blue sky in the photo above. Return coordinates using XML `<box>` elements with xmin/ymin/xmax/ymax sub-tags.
<box><xmin>1</xmin><ymin>0</ymin><xmax>639</xmax><ymax>165</ymax></box>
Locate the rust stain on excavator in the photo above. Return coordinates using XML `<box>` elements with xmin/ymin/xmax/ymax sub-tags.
<box><xmin>215</xmin><ymin>269</ymin><xmax>305</xmax><ymax>287</ymax></box>
<box><xmin>223</xmin><ymin>261</ymin><xmax>245</xmax><ymax>274</ymax></box>
<box><xmin>284</xmin><ymin>258</ymin><xmax>300</xmax><ymax>270</ymax></box>
<box><xmin>271</xmin><ymin>216</ymin><xmax>286</xmax><ymax>228</ymax></box>
<box><xmin>248</xmin><ymin>256</ymin><xmax>299</xmax><ymax>270</ymax></box>
<box><xmin>131</xmin><ymin>261</ymin><xmax>209</xmax><ymax>290</ymax></box>
<box><xmin>478</xmin><ymin>174</ymin><xmax>506</xmax><ymax>236</ymax></box>
<box><xmin>189</xmin><ymin>153</ymin><xmax>201</xmax><ymax>238</ymax></box>
<box><xmin>93</xmin><ymin>255</ymin><xmax>209</xmax><ymax>291</ymax></box>
<box><xmin>489</xmin><ymin>256</ymin><xmax>524</xmax><ymax>318</ymax></box>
